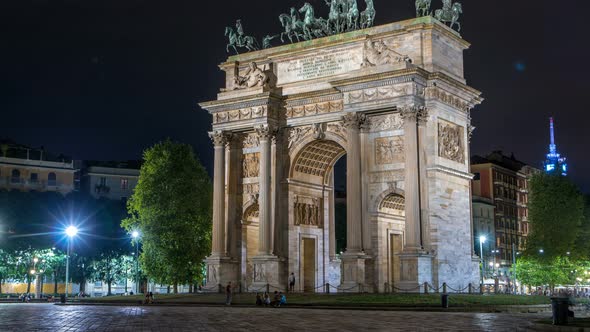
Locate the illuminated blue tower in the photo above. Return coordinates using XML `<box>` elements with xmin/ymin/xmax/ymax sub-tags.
<box><xmin>544</xmin><ymin>117</ymin><xmax>568</xmax><ymax>175</ymax></box>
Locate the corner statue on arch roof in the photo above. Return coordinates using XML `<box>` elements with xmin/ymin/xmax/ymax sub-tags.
<box><xmin>362</xmin><ymin>40</ymin><xmax>411</xmax><ymax>67</ymax></box>
<box><xmin>234</xmin><ymin>62</ymin><xmax>270</xmax><ymax>90</ymax></box>
<box><xmin>434</xmin><ymin>0</ymin><xmax>462</xmax><ymax>32</ymax></box>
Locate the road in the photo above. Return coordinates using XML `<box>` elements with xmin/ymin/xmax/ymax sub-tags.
<box><xmin>0</xmin><ymin>303</ymin><xmax>562</xmax><ymax>331</ymax></box>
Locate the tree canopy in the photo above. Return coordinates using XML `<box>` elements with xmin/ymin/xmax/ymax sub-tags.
<box><xmin>525</xmin><ymin>173</ymin><xmax>585</xmax><ymax>260</ymax></box>
<box><xmin>122</xmin><ymin>139</ymin><xmax>211</xmax><ymax>291</ymax></box>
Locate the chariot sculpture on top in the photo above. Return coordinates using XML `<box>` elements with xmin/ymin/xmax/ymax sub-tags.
<box><xmin>225</xmin><ymin>0</ymin><xmax>463</xmax><ymax>54</ymax></box>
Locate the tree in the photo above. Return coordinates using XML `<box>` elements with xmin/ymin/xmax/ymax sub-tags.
<box><xmin>89</xmin><ymin>251</ymin><xmax>128</xmax><ymax>296</ymax></box>
<box><xmin>525</xmin><ymin>173</ymin><xmax>585</xmax><ymax>259</ymax></box>
<box><xmin>516</xmin><ymin>256</ymin><xmax>577</xmax><ymax>292</ymax></box>
<box><xmin>122</xmin><ymin>140</ymin><xmax>212</xmax><ymax>293</ymax></box>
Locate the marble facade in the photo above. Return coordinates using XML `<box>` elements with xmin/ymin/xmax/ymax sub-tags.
<box><xmin>200</xmin><ymin>16</ymin><xmax>483</xmax><ymax>293</ymax></box>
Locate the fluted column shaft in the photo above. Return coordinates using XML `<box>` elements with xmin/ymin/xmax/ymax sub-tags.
<box><xmin>256</xmin><ymin>125</ymin><xmax>273</xmax><ymax>255</ymax></box>
<box><xmin>401</xmin><ymin>107</ymin><xmax>422</xmax><ymax>250</ymax></box>
<box><xmin>210</xmin><ymin>131</ymin><xmax>229</xmax><ymax>256</ymax></box>
<box><xmin>343</xmin><ymin>113</ymin><xmax>364</xmax><ymax>253</ymax></box>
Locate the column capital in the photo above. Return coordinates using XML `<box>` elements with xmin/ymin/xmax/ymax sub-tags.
<box><xmin>400</xmin><ymin>105</ymin><xmax>428</xmax><ymax>124</ymax></box>
<box><xmin>209</xmin><ymin>130</ymin><xmax>232</xmax><ymax>147</ymax></box>
<box><xmin>254</xmin><ymin>124</ymin><xmax>277</xmax><ymax>141</ymax></box>
<box><xmin>342</xmin><ymin>113</ymin><xmax>367</xmax><ymax>130</ymax></box>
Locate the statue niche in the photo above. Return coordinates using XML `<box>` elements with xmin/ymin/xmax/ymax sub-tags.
<box><xmin>294</xmin><ymin>195</ymin><xmax>322</xmax><ymax>227</ymax></box>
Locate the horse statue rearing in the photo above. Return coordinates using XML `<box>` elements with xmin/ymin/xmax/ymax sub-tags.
<box><xmin>415</xmin><ymin>0</ymin><xmax>431</xmax><ymax>17</ymax></box>
<box><xmin>299</xmin><ymin>2</ymin><xmax>321</xmax><ymax>41</ymax></box>
<box><xmin>225</xmin><ymin>25</ymin><xmax>259</xmax><ymax>54</ymax></box>
<box><xmin>346</xmin><ymin>0</ymin><xmax>359</xmax><ymax>31</ymax></box>
<box><xmin>435</xmin><ymin>0</ymin><xmax>462</xmax><ymax>31</ymax></box>
<box><xmin>360</xmin><ymin>0</ymin><xmax>375</xmax><ymax>29</ymax></box>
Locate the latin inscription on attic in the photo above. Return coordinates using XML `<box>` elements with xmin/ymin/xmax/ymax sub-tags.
<box><xmin>277</xmin><ymin>48</ymin><xmax>362</xmax><ymax>85</ymax></box>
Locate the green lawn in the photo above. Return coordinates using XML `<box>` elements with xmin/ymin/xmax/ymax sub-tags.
<box><xmin>77</xmin><ymin>293</ymin><xmax>557</xmax><ymax>307</ymax></box>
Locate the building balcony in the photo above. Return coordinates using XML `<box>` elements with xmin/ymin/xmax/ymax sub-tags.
<box><xmin>0</xmin><ymin>176</ymin><xmax>73</xmax><ymax>192</ymax></box>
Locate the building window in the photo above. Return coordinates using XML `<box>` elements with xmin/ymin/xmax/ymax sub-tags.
<box><xmin>100</xmin><ymin>177</ymin><xmax>107</xmax><ymax>186</ymax></box>
<box><xmin>473</xmin><ymin>172</ymin><xmax>480</xmax><ymax>180</ymax></box>
<box><xmin>30</xmin><ymin>173</ymin><xmax>38</xmax><ymax>183</ymax></box>
<box><xmin>11</xmin><ymin>169</ymin><xmax>21</xmax><ymax>184</ymax></box>
<box><xmin>48</xmin><ymin>172</ymin><xmax>57</xmax><ymax>186</ymax></box>
<box><xmin>121</xmin><ymin>178</ymin><xmax>129</xmax><ymax>190</ymax></box>
<box><xmin>94</xmin><ymin>281</ymin><xmax>103</xmax><ymax>287</ymax></box>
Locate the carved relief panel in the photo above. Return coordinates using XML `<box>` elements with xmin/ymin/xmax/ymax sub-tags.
<box><xmin>375</xmin><ymin>136</ymin><xmax>405</xmax><ymax>165</ymax></box>
<box><xmin>368</xmin><ymin>113</ymin><xmax>404</xmax><ymax>132</ymax></box>
<box><xmin>438</xmin><ymin>120</ymin><xmax>465</xmax><ymax>164</ymax></box>
<box><xmin>294</xmin><ymin>195</ymin><xmax>322</xmax><ymax>227</ymax></box>
<box><xmin>242</xmin><ymin>153</ymin><xmax>260</xmax><ymax>178</ymax></box>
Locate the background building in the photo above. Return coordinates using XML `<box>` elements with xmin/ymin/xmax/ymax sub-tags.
<box><xmin>471</xmin><ymin>151</ymin><xmax>540</xmax><ymax>278</ymax></box>
<box><xmin>82</xmin><ymin>161</ymin><xmax>141</xmax><ymax>202</ymax></box>
<box><xmin>0</xmin><ymin>140</ymin><xmax>78</xmax><ymax>194</ymax></box>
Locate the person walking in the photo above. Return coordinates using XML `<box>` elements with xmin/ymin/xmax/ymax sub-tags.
<box><xmin>225</xmin><ymin>282</ymin><xmax>233</xmax><ymax>305</ymax></box>
<box><xmin>288</xmin><ymin>273</ymin><xmax>296</xmax><ymax>292</ymax></box>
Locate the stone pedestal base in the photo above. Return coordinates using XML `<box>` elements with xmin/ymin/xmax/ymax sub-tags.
<box><xmin>249</xmin><ymin>255</ymin><xmax>284</xmax><ymax>292</ymax></box>
<box><xmin>397</xmin><ymin>252</ymin><xmax>432</xmax><ymax>293</ymax></box>
<box><xmin>340</xmin><ymin>252</ymin><xmax>371</xmax><ymax>293</ymax></box>
<box><xmin>204</xmin><ymin>256</ymin><xmax>239</xmax><ymax>292</ymax></box>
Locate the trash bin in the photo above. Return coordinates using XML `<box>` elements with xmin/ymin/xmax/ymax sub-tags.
<box><xmin>550</xmin><ymin>297</ymin><xmax>569</xmax><ymax>325</ymax></box>
<box><xmin>60</xmin><ymin>294</ymin><xmax>66</xmax><ymax>304</ymax></box>
<box><xmin>441</xmin><ymin>294</ymin><xmax>449</xmax><ymax>308</ymax></box>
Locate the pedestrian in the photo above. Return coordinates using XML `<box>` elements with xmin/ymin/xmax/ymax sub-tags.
<box><xmin>225</xmin><ymin>282</ymin><xmax>233</xmax><ymax>305</ymax></box>
<box><xmin>271</xmin><ymin>291</ymin><xmax>280</xmax><ymax>307</ymax></box>
<box><xmin>255</xmin><ymin>293</ymin><xmax>263</xmax><ymax>306</ymax></box>
<box><xmin>263</xmin><ymin>292</ymin><xmax>271</xmax><ymax>306</ymax></box>
<box><xmin>288</xmin><ymin>272</ymin><xmax>296</xmax><ymax>292</ymax></box>
<box><xmin>278</xmin><ymin>292</ymin><xmax>287</xmax><ymax>307</ymax></box>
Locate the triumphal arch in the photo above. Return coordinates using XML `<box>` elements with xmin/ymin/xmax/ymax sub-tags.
<box><xmin>200</xmin><ymin>15</ymin><xmax>482</xmax><ymax>293</ymax></box>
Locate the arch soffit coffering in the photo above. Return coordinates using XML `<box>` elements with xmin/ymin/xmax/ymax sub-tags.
<box><xmin>374</xmin><ymin>188</ymin><xmax>406</xmax><ymax>216</ymax></box>
<box><xmin>289</xmin><ymin>134</ymin><xmax>347</xmax><ymax>185</ymax></box>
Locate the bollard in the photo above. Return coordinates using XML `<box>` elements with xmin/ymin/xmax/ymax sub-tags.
<box><xmin>441</xmin><ymin>293</ymin><xmax>449</xmax><ymax>308</ymax></box>
<box><xmin>239</xmin><ymin>282</ymin><xmax>242</xmax><ymax>294</ymax></box>
<box><xmin>442</xmin><ymin>283</ymin><xmax>447</xmax><ymax>294</ymax></box>
<box><xmin>326</xmin><ymin>283</ymin><xmax>330</xmax><ymax>294</ymax></box>
<box><xmin>358</xmin><ymin>283</ymin><xmax>362</xmax><ymax>293</ymax></box>
<box><xmin>424</xmin><ymin>282</ymin><xmax>429</xmax><ymax>294</ymax></box>
<box><xmin>60</xmin><ymin>294</ymin><xmax>66</xmax><ymax>304</ymax></box>
<box><xmin>468</xmin><ymin>283</ymin><xmax>472</xmax><ymax>294</ymax></box>
<box><xmin>266</xmin><ymin>283</ymin><xmax>270</xmax><ymax>293</ymax></box>
<box><xmin>218</xmin><ymin>284</ymin><xmax>223</xmax><ymax>294</ymax></box>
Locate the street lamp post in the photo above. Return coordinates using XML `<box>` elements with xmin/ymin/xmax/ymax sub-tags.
<box><xmin>479</xmin><ymin>236</ymin><xmax>486</xmax><ymax>287</ymax></box>
<box><xmin>65</xmin><ymin>226</ymin><xmax>78</xmax><ymax>300</ymax></box>
<box><xmin>132</xmin><ymin>231</ymin><xmax>140</xmax><ymax>294</ymax></box>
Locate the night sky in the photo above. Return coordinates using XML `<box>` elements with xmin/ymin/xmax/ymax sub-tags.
<box><xmin>1</xmin><ymin>0</ymin><xmax>589</xmax><ymax>192</ymax></box>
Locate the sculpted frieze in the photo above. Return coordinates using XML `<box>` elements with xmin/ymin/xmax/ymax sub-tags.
<box><xmin>375</xmin><ymin>136</ymin><xmax>404</xmax><ymax>165</ymax></box>
<box><xmin>326</xmin><ymin>121</ymin><xmax>347</xmax><ymax>140</ymax></box>
<box><xmin>213</xmin><ymin>105</ymin><xmax>271</xmax><ymax>124</ymax></box>
<box><xmin>243</xmin><ymin>133</ymin><xmax>260</xmax><ymax>148</ymax></box>
<box><xmin>368</xmin><ymin>113</ymin><xmax>403</xmax><ymax>132</ymax></box>
<box><xmin>294</xmin><ymin>195</ymin><xmax>322</xmax><ymax>227</ymax></box>
<box><xmin>426</xmin><ymin>87</ymin><xmax>469</xmax><ymax>111</ymax></box>
<box><xmin>242</xmin><ymin>153</ymin><xmax>260</xmax><ymax>178</ymax></box>
<box><xmin>438</xmin><ymin>120</ymin><xmax>465</xmax><ymax>164</ymax></box>
<box><xmin>286</xmin><ymin>100</ymin><xmax>343</xmax><ymax>119</ymax></box>
<box><xmin>345</xmin><ymin>84</ymin><xmax>410</xmax><ymax>104</ymax></box>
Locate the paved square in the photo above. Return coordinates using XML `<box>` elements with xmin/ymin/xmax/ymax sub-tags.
<box><xmin>0</xmin><ymin>304</ymin><xmax>562</xmax><ymax>331</ymax></box>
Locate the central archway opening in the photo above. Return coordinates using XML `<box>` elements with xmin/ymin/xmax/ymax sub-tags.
<box><xmin>290</xmin><ymin>137</ymin><xmax>347</xmax><ymax>291</ymax></box>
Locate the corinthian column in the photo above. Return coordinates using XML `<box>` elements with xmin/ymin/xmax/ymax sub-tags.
<box><xmin>209</xmin><ymin>130</ymin><xmax>231</xmax><ymax>257</ymax></box>
<box><xmin>401</xmin><ymin>107</ymin><xmax>422</xmax><ymax>251</ymax></box>
<box><xmin>342</xmin><ymin>113</ymin><xmax>364</xmax><ymax>253</ymax></box>
<box><xmin>255</xmin><ymin>124</ymin><xmax>274</xmax><ymax>256</ymax></box>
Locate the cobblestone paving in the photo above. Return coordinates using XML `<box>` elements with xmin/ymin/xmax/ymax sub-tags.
<box><xmin>0</xmin><ymin>304</ymin><xmax>565</xmax><ymax>331</ymax></box>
